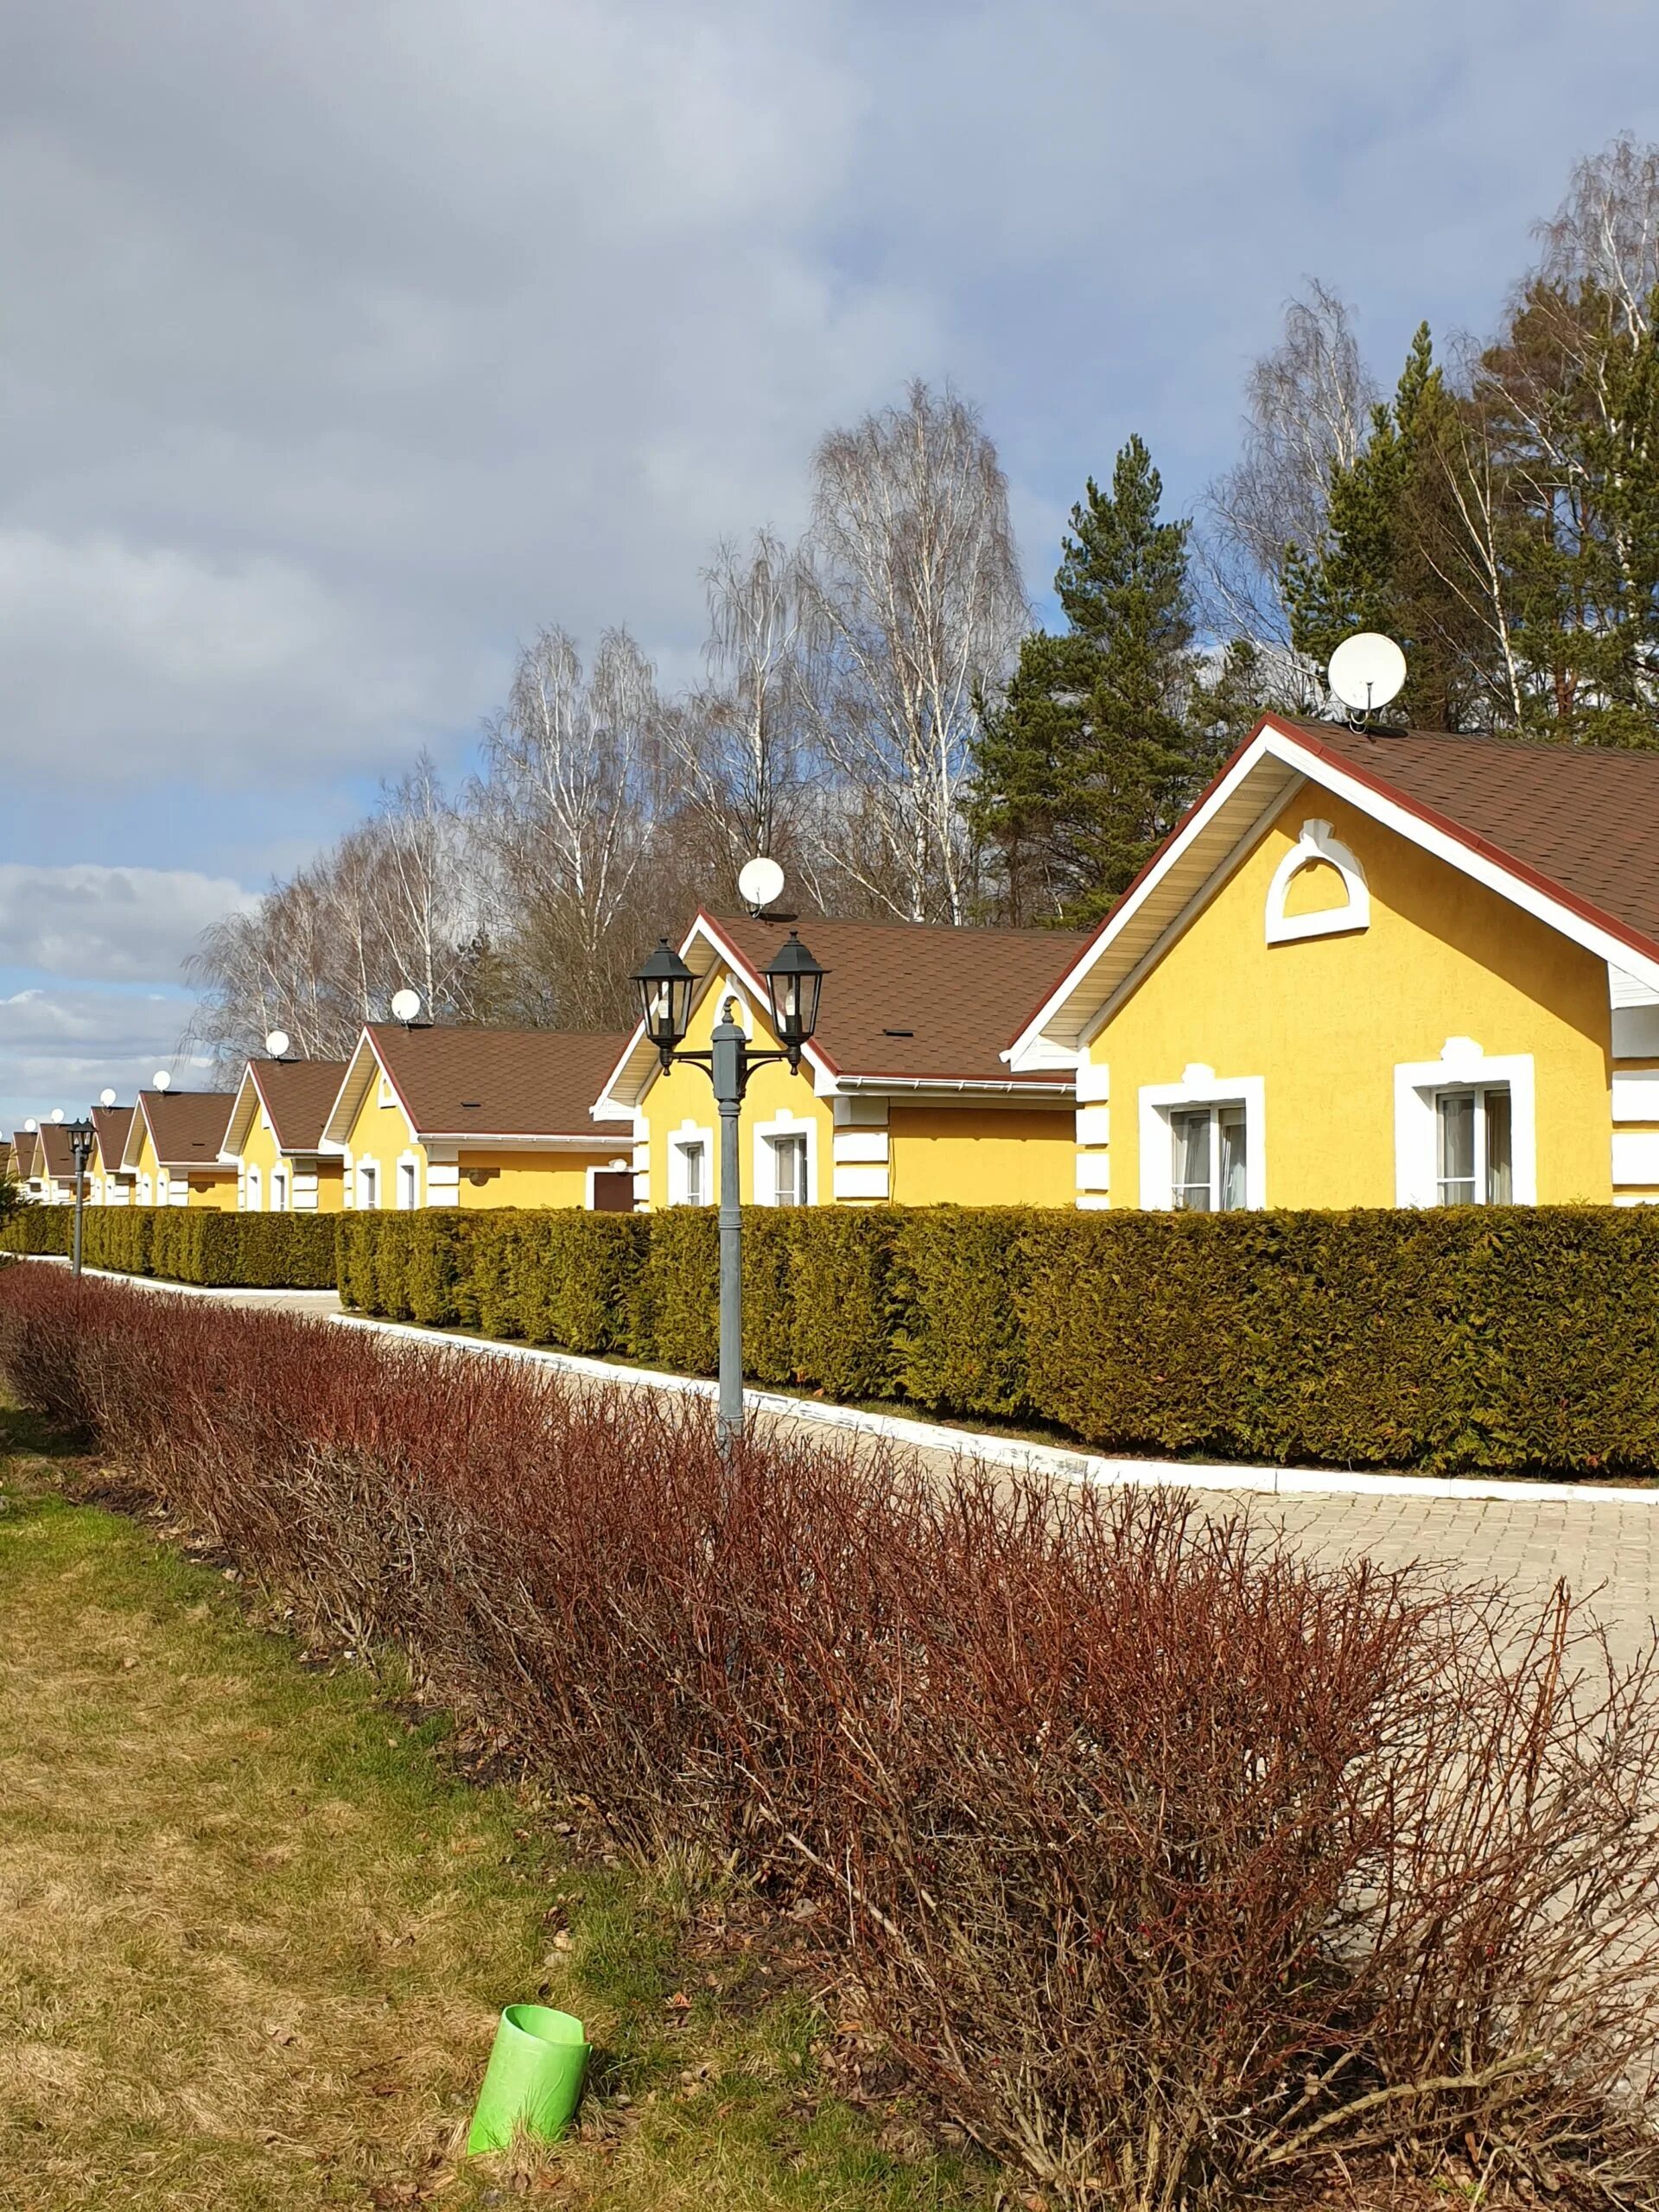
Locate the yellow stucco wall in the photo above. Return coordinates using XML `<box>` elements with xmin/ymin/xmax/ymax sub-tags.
<box><xmin>129</xmin><ymin>1122</ymin><xmax>160</xmax><ymax>1206</ymax></box>
<box><xmin>340</xmin><ymin>1077</ymin><xmax>422</xmax><ymax>1205</ymax></box>
<box><xmin>1084</xmin><ymin>790</ymin><xmax>1613</xmax><ymax>1209</ymax></box>
<box><xmin>339</xmin><ymin>1065</ymin><xmax>621</xmax><ymax>1209</ymax></box>
<box><xmin>887</xmin><ymin>1104</ymin><xmax>1075</xmax><ymax>1205</ymax></box>
<box><xmin>454</xmin><ymin>1150</ymin><xmax>618</xmax><ymax>1208</ymax></box>
<box><xmin>232</xmin><ymin>1109</ymin><xmax>346</xmax><ymax>1211</ymax></box>
<box><xmin>643</xmin><ymin>973</ymin><xmax>832</xmax><ymax>1207</ymax></box>
<box><xmin>640</xmin><ymin>969</ymin><xmax>1076</xmax><ymax>1209</ymax></box>
<box><xmin>125</xmin><ymin>1118</ymin><xmax>234</xmax><ymax>1209</ymax></box>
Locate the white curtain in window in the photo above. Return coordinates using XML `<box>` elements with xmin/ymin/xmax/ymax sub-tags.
<box><xmin>771</xmin><ymin>1134</ymin><xmax>807</xmax><ymax>1206</ymax></box>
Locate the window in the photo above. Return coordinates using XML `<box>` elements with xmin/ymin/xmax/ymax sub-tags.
<box><xmin>672</xmin><ymin>1135</ymin><xmax>709</xmax><ymax>1206</ymax></box>
<box><xmin>358</xmin><ymin>1162</ymin><xmax>378</xmax><ymax>1211</ymax></box>
<box><xmin>246</xmin><ymin>1164</ymin><xmax>262</xmax><ymax>1212</ymax></box>
<box><xmin>270</xmin><ymin>1166</ymin><xmax>289</xmax><ymax>1212</ymax></box>
<box><xmin>768</xmin><ymin>1132</ymin><xmax>808</xmax><ymax>1207</ymax></box>
<box><xmin>1434</xmin><ymin>1085</ymin><xmax>1512</xmax><ymax>1205</ymax></box>
<box><xmin>1169</xmin><ymin>1103</ymin><xmax>1249</xmax><ymax>1212</ymax></box>
<box><xmin>397</xmin><ymin>1160</ymin><xmax>418</xmax><ymax>1211</ymax></box>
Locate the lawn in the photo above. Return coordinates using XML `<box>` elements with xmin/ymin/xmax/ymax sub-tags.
<box><xmin>0</xmin><ymin>1401</ymin><xmax>991</xmax><ymax>2212</ymax></box>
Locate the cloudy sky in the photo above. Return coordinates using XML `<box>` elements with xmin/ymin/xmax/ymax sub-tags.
<box><xmin>3</xmin><ymin>0</ymin><xmax>1656</xmax><ymax>1128</ymax></box>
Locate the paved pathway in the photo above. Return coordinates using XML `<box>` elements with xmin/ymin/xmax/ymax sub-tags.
<box><xmin>52</xmin><ymin>1266</ymin><xmax>1659</xmax><ymax>1667</ymax></box>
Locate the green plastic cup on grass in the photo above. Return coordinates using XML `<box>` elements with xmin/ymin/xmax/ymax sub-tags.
<box><xmin>466</xmin><ymin>2004</ymin><xmax>589</xmax><ymax>2155</ymax></box>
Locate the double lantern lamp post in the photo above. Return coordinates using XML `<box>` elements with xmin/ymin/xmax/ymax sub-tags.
<box><xmin>631</xmin><ymin>930</ymin><xmax>826</xmax><ymax>1452</ymax></box>
<box><xmin>66</xmin><ymin>1116</ymin><xmax>96</xmax><ymax>1278</ymax></box>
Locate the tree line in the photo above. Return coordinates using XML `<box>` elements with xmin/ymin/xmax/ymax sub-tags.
<box><xmin>190</xmin><ymin>132</ymin><xmax>1659</xmax><ymax>1050</ymax></box>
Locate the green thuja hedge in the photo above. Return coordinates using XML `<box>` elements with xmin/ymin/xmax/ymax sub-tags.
<box><xmin>16</xmin><ymin>1197</ymin><xmax>1658</xmax><ymax>1472</ymax></box>
<box><xmin>0</xmin><ymin>1206</ymin><xmax>338</xmax><ymax>1287</ymax></box>
<box><xmin>334</xmin><ymin>1201</ymin><xmax>1659</xmax><ymax>1476</ymax></box>
<box><xmin>0</xmin><ymin>1209</ymin><xmax>73</xmax><ymax>1255</ymax></box>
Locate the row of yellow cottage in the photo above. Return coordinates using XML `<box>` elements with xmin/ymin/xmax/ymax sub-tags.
<box><xmin>17</xmin><ymin>714</ymin><xmax>1659</xmax><ymax>1217</ymax></box>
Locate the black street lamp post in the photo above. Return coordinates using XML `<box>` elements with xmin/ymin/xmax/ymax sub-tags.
<box><xmin>67</xmin><ymin>1117</ymin><xmax>96</xmax><ymax>1278</ymax></box>
<box><xmin>632</xmin><ymin>931</ymin><xmax>826</xmax><ymax>1451</ymax></box>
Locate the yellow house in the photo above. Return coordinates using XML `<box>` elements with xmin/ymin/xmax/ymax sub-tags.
<box><xmin>596</xmin><ymin>912</ymin><xmax>1083</xmax><ymax>1211</ymax></box>
<box><xmin>121</xmin><ymin>1090</ymin><xmax>239</xmax><ymax>1210</ymax></box>
<box><xmin>321</xmin><ymin>1026</ymin><xmax>635</xmax><ymax>1211</ymax></box>
<box><xmin>1004</xmin><ymin>712</ymin><xmax>1659</xmax><ymax>1212</ymax></box>
<box><xmin>9</xmin><ymin>1129</ymin><xmax>42</xmax><ymax>1203</ymax></box>
<box><xmin>33</xmin><ymin>1122</ymin><xmax>86</xmax><ymax>1206</ymax></box>
<box><xmin>90</xmin><ymin>1104</ymin><xmax>135</xmax><ymax>1205</ymax></box>
<box><xmin>219</xmin><ymin>1058</ymin><xmax>348</xmax><ymax>1212</ymax></box>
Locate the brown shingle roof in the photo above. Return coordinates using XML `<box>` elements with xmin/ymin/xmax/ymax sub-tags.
<box><xmin>1279</xmin><ymin>717</ymin><xmax>1659</xmax><ymax>961</ymax></box>
<box><xmin>92</xmin><ymin>1105</ymin><xmax>133</xmax><ymax>1172</ymax></box>
<box><xmin>367</xmin><ymin>1027</ymin><xmax>633</xmax><ymax>1139</ymax></box>
<box><xmin>35</xmin><ymin>1123</ymin><xmax>82</xmax><ymax>1182</ymax></box>
<box><xmin>10</xmin><ymin>1131</ymin><xmax>37</xmax><ymax>1180</ymax></box>
<box><xmin>248</xmin><ymin>1059</ymin><xmax>349</xmax><ymax>1154</ymax></box>
<box><xmin>705</xmin><ymin>912</ymin><xmax>1087</xmax><ymax>1083</ymax></box>
<box><xmin>139</xmin><ymin>1090</ymin><xmax>237</xmax><ymax>1170</ymax></box>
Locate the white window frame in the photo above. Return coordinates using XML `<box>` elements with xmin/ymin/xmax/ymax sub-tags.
<box><xmin>138</xmin><ymin>1173</ymin><xmax>152</xmax><ymax>1205</ymax></box>
<box><xmin>667</xmin><ymin>1121</ymin><xmax>713</xmax><ymax>1206</ymax></box>
<box><xmin>1263</xmin><ymin>817</ymin><xmax>1370</xmax><ymax>945</ymax></box>
<box><xmin>1138</xmin><ymin>1068</ymin><xmax>1267</xmax><ymax>1211</ymax></box>
<box><xmin>1394</xmin><ymin>1043</ymin><xmax>1535</xmax><ymax>1206</ymax></box>
<box><xmin>270</xmin><ymin>1165</ymin><xmax>289</xmax><ymax>1212</ymax></box>
<box><xmin>753</xmin><ymin>1110</ymin><xmax>817</xmax><ymax>1207</ymax></box>
<box><xmin>396</xmin><ymin>1154</ymin><xmax>420</xmax><ymax>1211</ymax></box>
<box><xmin>245</xmin><ymin>1163</ymin><xmax>262</xmax><ymax>1213</ymax></box>
<box><xmin>357</xmin><ymin>1160</ymin><xmax>379</xmax><ymax>1211</ymax></box>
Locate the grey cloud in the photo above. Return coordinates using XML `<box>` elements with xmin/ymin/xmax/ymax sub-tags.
<box><xmin>0</xmin><ymin>863</ymin><xmax>254</xmax><ymax>982</ymax></box>
<box><xmin>0</xmin><ymin>0</ymin><xmax>1653</xmax><ymax>852</ymax></box>
<box><xmin>0</xmin><ymin>984</ymin><xmax>213</xmax><ymax>1129</ymax></box>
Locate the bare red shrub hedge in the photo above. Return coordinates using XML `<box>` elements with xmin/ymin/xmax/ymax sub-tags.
<box><xmin>5</xmin><ymin>1260</ymin><xmax>1659</xmax><ymax>2209</ymax></box>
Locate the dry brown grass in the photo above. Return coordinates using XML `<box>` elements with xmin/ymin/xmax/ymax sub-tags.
<box><xmin>0</xmin><ymin>1405</ymin><xmax>988</xmax><ymax>2212</ymax></box>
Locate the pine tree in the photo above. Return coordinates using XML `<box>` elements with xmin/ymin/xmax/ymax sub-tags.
<box><xmin>1285</xmin><ymin>325</ymin><xmax>1484</xmax><ymax>727</ymax></box>
<box><xmin>972</xmin><ymin>437</ymin><xmax>1213</xmax><ymax>925</ymax></box>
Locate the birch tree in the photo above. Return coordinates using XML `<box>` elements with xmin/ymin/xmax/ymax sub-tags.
<box><xmin>471</xmin><ymin>626</ymin><xmax>668</xmax><ymax>1027</ymax></box>
<box><xmin>665</xmin><ymin>530</ymin><xmax>823</xmax><ymax>881</ymax></box>
<box><xmin>804</xmin><ymin>382</ymin><xmax>1027</xmax><ymax>921</ymax></box>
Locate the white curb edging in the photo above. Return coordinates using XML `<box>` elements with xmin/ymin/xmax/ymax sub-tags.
<box><xmin>325</xmin><ymin>1311</ymin><xmax>1659</xmax><ymax>1510</ymax></box>
<box><xmin>14</xmin><ymin>1256</ymin><xmax>339</xmax><ymax>1302</ymax></box>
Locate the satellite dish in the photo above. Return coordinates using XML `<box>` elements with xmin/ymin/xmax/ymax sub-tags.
<box><xmin>1328</xmin><ymin>632</ymin><xmax>1407</xmax><ymax>717</ymax></box>
<box><xmin>390</xmin><ymin>987</ymin><xmax>423</xmax><ymax>1025</ymax></box>
<box><xmin>23</xmin><ymin>1117</ymin><xmax>36</xmax><ymax>1132</ymax></box>
<box><xmin>50</xmin><ymin>1108</ymin><xmax>64</xmax><ymax>1123</ymax></box>
<box><xmin>264</xmin><ymin>1029</ymin><xmax>290</xmax><ymax>1059</ymax></box>
<box><xmin>737</xmin><ymin>855</ymin><xmax>786</xmax><ymax>914</ymax></box>
<box><xmin>154</xmin><ymin>1071</ymin><xmax>172</xmax><ymax>1092</ymax></box>
<box><xmin>99</xmin><ymin>1088</ymin><xmax>118</xmax><ymax>1109</ymax></box>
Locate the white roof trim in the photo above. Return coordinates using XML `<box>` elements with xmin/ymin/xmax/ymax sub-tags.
<box><xmin>1006</xmin><ymin>716</ymin><xmax>1659</xmax><ymax>1062</ymax></box>
<box><xmin>591</xmin><ymin>913</ymin><xmax>835</xmax><ymax>1116</ymax></box>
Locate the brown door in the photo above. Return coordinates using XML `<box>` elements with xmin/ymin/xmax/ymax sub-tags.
<box><xmin>591</xmin><ymin>1169</ymin><xmax>634</xmax><ymax>1214</ymax></box>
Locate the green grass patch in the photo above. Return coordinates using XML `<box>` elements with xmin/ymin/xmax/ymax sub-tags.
<box><xmin>0</xmin><ymin>1402</ymin><xmax>991</xmax><ymax>2211</ymax></box>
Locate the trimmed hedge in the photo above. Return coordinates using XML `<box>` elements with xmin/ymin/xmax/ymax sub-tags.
<box><xmin>0</xmin><ymin>1208</ymin><xmax>72</xmax><ymax>1255</ymax></box>
<box><xmin>334</xmin><ymin>1201</ymin><xmax>1659</xmax><ymax>1477</ymax></box>
<box><xmin>0</xmin><ymin>1206</ymin><xmax>339</xmax><ymax>1288</ymax></box>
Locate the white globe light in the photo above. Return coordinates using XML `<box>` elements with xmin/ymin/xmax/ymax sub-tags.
<box><xmin>1327</xmin><ymin>632</ymin><xmax>1407</xmax><ymax>715</ymax></box>
<box><xmin>737</xmin><ymin>855</ymin><xmax>786</xmax><ymax>912</ymax></box>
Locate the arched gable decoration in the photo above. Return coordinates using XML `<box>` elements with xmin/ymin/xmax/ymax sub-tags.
<box><xmin>1264</xmin><ymin>817</ymin><xmax>1370</xmax><ymax>945</ymax></box>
